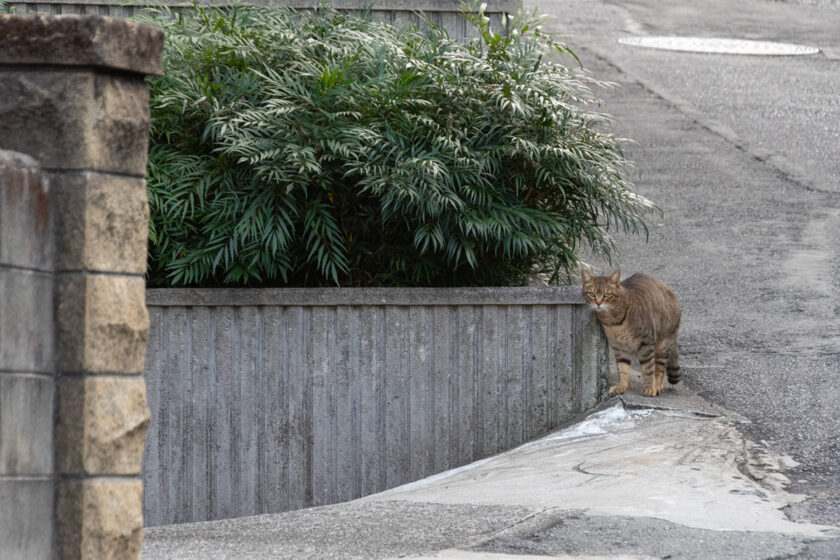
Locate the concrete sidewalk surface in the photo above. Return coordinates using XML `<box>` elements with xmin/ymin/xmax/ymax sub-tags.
<box><xmin>142</xmin><ymin>378</ymin><xmax>839</xmax><ymax>560</ymax></box>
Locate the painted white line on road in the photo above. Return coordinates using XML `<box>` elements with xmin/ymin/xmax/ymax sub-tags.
<box><xmin>618</xmin><ymin>36</ymin><xmax>820</xmax><ymax>56</ymax></box>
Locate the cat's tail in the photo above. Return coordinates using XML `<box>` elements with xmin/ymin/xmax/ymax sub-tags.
<box><xmin>666</xmin><ymin>343</ymin><xmax>680</xmax><ymax>384</ymax></box>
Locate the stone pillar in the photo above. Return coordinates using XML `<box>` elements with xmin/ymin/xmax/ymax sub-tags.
<box><xmin>0</xmin><ymin>14</ymin><xmax>163</xmax><ymax>560</ymax></box>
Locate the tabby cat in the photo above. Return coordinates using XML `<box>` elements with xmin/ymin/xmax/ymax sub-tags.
<box><xmin>581</xmin><ymin>270</ymin><xmax>681</xmax><ymax>397</ymax></box>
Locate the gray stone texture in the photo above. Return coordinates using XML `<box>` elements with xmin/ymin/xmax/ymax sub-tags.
<box><xmin>56</xmin><ymin>376</ymin><xmax>151</xmax><ymax>475</ymax></box>
<box><xmin>0</xmin><ymin>269</ymin><xmax>54</xmax><ymax>374</ymax></box>
<box><xmin>0</xmin><ymin>14</ymin><xmax>164</xmax><ymax>75</ymax></box>
<box><xmin>143</xmin><ymin>290</ymin><xmax>609</xmax><ymax>526</ymax></box>
<box><xmin>0</xmin><ymin>152</ymin><xmax>55</xmax><ymax>558</ymax></box>
<box><xmin>57</xmin><ymin>478</ymin><xmax>145</xmax><ymax>560</ymax></box>
<box><xmin>0</xmin><ymin>151</ymin><xmax>53</xmax><ymax>271</ymax></box>
<box><xmin>0</xmin><ymin>479</ymin><xmax>54</xmax><ymax>560</ymax></box>
<box><xmin>0</xmin><ymin>71</ymin><xmax>152</xmax><ymax>175</ymax></box>
<box><xmin>0</xmin><ymin>375</ymin><xmax>54</xmax><ymax>475</ymax></box>
<box><xmin>0</xmin><ymin>152</ymin><xmax>54</xmax><ymax>373</ymax></box>
<box><xmin>53</xmin><ymin>171</ymin><xmax>149</xmax><ymax>274</ymax></box>
<box><xmin>57</xmin><ymin>274</ymin><xmax>150</xmax><ymax>374</ymax></box>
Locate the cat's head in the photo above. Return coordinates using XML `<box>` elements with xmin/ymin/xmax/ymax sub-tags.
<box><xmin>581</xmin><ymin>269</ymin><xmax>622</xmax><ymax>312</ymax></box>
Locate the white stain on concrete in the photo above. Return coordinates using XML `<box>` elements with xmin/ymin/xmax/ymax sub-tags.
<box><xmin>545</xmin><ymin>405</ymin><xmax>652</xmax><ymax>441</ymax></box>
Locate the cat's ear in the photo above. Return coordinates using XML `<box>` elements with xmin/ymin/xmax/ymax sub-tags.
<box><xmin>581</xmin><ymin>269</ymin><xmax>595</xmax><ymax>285</ymax></box>
<box><xmin>607</xmin><ymin>269</ymin><xmax>621</xmax><ymax>286</ymax></box>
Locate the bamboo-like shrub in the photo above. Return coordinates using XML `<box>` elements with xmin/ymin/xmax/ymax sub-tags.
<box><xmin>144</xmin><ymin>2</ymin><xmax>657</xmax><ymax>286</ymax></box>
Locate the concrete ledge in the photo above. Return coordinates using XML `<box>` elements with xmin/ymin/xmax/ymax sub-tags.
<box><xmin>2</xmin><ymin>0</ymin><xmax>517</xmax><ymax>13</ymax></box>
<box><xmin>0</xmin><ymin>14</ymin><xmax>164</xmax><ymax>76</ymax></box>
<box><xmin>184</xmin><ymin>0</ymin><xmax>519</xmax><ymax>12</ymax></box>
<box><xmin>2</xmin><ymin>1</ymin><xmax>517</xmax><ymax>41</ymax></box>
<box><xmin>146</xmin><ymin>286</ymin><xmax>585</xmax><ymax>307</ymax></box>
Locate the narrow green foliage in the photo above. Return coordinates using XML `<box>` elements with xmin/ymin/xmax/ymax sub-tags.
<box><xmin>142</xmin><ymin>2</ymin><xmax>657</xmax><ymax>286</ymax></box>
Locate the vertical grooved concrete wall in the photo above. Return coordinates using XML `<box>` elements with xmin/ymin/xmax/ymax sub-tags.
<box><xmin>143</xmin><ymin>288</ymin><xmax>609</xmax><ymax>526</ymax></box>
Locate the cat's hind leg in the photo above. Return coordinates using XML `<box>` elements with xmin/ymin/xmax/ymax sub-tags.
<box><xmin>609</xmin><ymin>350</ymin><xmax>633</xmax><ymax>395</ymax></box>
<box><xmin>639</xmin><ymin>343</ymin><xmax>659</xmax><ymax>397</ymax></box>
<box><xmin>654</xmin><ymin>358</ymin><xmax>666</xmax><ymax>392</ymax></box>
<box><xmin>666</xmin><ymin>338</ymin><xmax>680</xmax><ymax>384</ymax></box>
<box><xmin>654</xmin><ymin>338</ymin><xmax>673</xmax><ymax>392</ymax></box>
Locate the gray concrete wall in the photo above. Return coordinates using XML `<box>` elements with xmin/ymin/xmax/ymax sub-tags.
<box><xmin>0</xmin><ymin>151</ymin><xmax>55</xmax><ymax>560</ymax></box>
<box><xmin>1</xmin><ymin>0</ymin><xmax>519</xmax><ymax>40</ymax></box>
<box><xmin>143</xmin><ymin>287</ymin><xmax>609</xmax><ymax>526</ymax></box>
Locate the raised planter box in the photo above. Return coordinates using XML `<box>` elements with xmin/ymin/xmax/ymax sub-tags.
<box><xmin>3</xmin><ymin>0</ymin><xmax>519</xmax><ymax>40</ymax></box>
<box><xmin>143</xmin><ymin>287</ymin><xmax>609</xmax><ymax>526</ymax></box>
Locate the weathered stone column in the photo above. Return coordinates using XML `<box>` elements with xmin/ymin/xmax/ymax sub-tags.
<box><xmin>0</xmin><ymin>14</ymin><xmax>163</xmax><ymax>560</ymax></box>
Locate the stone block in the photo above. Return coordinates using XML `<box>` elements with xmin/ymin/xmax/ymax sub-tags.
<box><xmin>0</xmin><ymin>269</ymin><xmax>54</xmax><ymax>373</ymax></box>
<box><xmin>53</xmin><ymin>171</ymin><xmax>148</xmax><ymax>274</ymax></box>
<box><xmin>92</xmin><ymin>74</ymin><xmax>153</xmax><ymax>176</ymax></box>
<box><xmin>0</xmin><ymin>478</ymin><xmax>54</xmax><ymax>560</ymax></box>
<box><xmin>0</xmin><ymin>70</ymin><xmax>151</xmax><ymax>175</ymax></box>
<box><xmin>0</xmin><ymin>375</ymin><xmax>54</xmax><ymax>475</ymax></box>
<box><xmin>0</xmin><ymin>14</ymin><xmax>164</xmax><ymax>76</ymax></box>
<box><xmin>57</xmin><ymin>478</ymin><xmax>144</xmax><ymax>560</ymax></box>
<box><xmin>56</xmin><ymin>376</ymin><xmax>150</xmax><ymax>475</ymax></box>
<box><xmin>57</xmin><ymin>274</ymin><xmax>149</xmax><ymax>374</ymax></box>
<box><xmin>0</xmin><ymin>151</ymin><xmax>53</xmax><ymax>271</ymax></box>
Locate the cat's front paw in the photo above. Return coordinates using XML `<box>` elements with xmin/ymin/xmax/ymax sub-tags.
<box><xmin>609</xmin><ymin>385</ymin><xmax>626</xmax><ymax>395</ymax></box>
<box><xmin>642</xmin><ymin>387</ymin><xmax>660</xmax><ymax>397</ymax></box>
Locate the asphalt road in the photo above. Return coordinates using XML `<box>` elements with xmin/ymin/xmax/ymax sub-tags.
<box><xmin>529</xmin><ymin>0</ymin><xmax>840</xmax><ymax>549</ymax></box>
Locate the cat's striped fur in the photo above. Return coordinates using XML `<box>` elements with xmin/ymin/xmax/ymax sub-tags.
<box><xmin>581</xmin><ymin>270</ymin><xmax>681</xmax><ymax>397</ymax></box>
